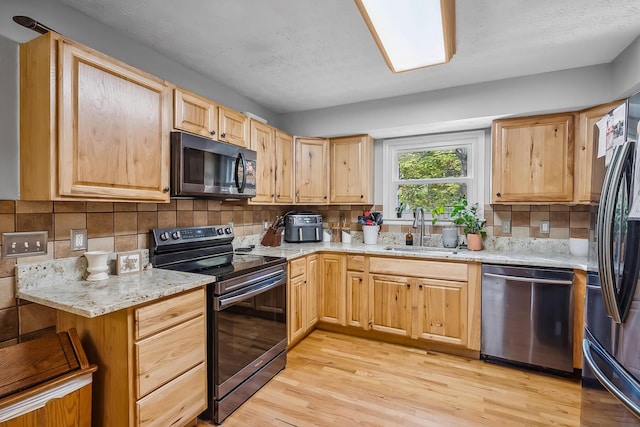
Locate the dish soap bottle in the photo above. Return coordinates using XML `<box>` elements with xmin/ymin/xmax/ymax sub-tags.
<box><xmin>405</xmin><ymin>230</ymin><xmax>413</xmax><ymax>246</ymax></box>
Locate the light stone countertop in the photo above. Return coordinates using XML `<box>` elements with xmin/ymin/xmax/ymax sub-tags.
<box><xmin>16</xmin><ymin>255</ymin><xmax>214</xmax><ymax>318</ymax></box>
<box><xmin>241</xmin><ymin>240</ymin><xmax>589</xmax><ymax>270</ymax></box>
<box><xmin>15</xmin><ymin>236</ymin><xmax>588</xmax><ymax>319</ymax></box>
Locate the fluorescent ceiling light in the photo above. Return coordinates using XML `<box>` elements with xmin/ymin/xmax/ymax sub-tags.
<box><xmin>355</xmin><ymin>0</ymin><xmax>456</xmax><ymax>73</ymax></box>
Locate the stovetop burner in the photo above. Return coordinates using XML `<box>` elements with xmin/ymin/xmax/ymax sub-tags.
<box><xmin>149</xmin><ymin>225</ymin><xmax>286</xmax><ymax>282</ymax></box>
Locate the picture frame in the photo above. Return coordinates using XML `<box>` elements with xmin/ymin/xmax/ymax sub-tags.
<box><xmin>116</xmin><ymin>251</ymin><xmax>142</xmax><ymax>275</ymax></box>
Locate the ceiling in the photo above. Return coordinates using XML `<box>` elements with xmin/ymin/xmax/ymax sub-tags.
<box><xmin>56</xmin><ymin>0</ymin><xmax>640</xmax><ymax>114</ymax></box>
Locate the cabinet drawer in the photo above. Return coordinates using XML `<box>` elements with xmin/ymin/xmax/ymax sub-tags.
<box><xmin>347</xmin><ymin>255</ymin><xmax>365</xmax><ymax>272</ymax></box>
<box><xmin>135</xmin><ymin>315</ymin><xmax>205</xmax><ymax>398</ymax></box>
<box><xmin>369</xmin><ymin>257</ymin><xmax>468</xmax><ymax>282</ymax></box>
<box><xmin>136</xmin><ymin>362</ymin><xmax>206</xmax><ymax>427</ymax></box>
<box><xmin>290</xmin><ymin>258</ymin><xmax>306</xmax><ymax>278</ymax></box>
<box><xmin>135</xmin><ymin>288</ymin><xmax>204</xmax><ymax>339</ymax></box>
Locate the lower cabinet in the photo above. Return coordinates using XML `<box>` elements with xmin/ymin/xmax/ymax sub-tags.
<box><xmin>57</xmin><ymin>288</ymin><xmax>207</xmax><ymax>427</ymax></box>
<box><xmin>346</xmin><ymin>255</ymin><xmax>368</xmax><ymax>329</ymax></box>
<box><xmin>368</xmin><ymin>257</ymin><xmax>478</xmax><ymax>349</ymax></box>
<box><xmin>319</xmin><ymin>254</ymin><xmax>346</xmax><ymax>325</ymax></box>
<box><xmin>287</xmin><ymin>254</ymin><xmax>318</xmax><ymax>346</ymax></box>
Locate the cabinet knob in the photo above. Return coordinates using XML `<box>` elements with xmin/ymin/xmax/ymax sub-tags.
<box><xmin>163</xmin><ymin>187</ymin><xmax>170</xmax><ymax>193</ymax></box>
<box><xmin>210</xmin><ymin>130</ymin><xmax>216</xmax><ymax>136</ymax></box>
<box><xmin>221</xmin><ymin>132</ymin><xmax>226</xmax><ymax>138</ymax></box>
<box><xmin>419</xmin><ymin>284</ymin><xmax>423</xmax><ymax>290</ymax></box>
<box><xmin>324</xmin><ymin>196</ymin><xmax>327</xmax><ymax>199</ymax></box>
<box><xmin>496</xmin><ymin>192</ymin><xmax>501</xmax><ymax>197</ymax></box>
<box><xmin>271</xmin><ymin>194</ymin><xmax>275</xmax><ymax>198</ymax></box>
<box><xmin>360</xmin><ymin>195</ymin><xmax>364</xmax><ymax>199</ymax></box>
<box><xmin>406</xmin><ymin>284</ymin><xmax>410</xmax><ymax>289</ymax></box>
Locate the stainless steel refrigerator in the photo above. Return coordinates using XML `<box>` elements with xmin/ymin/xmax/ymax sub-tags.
<box><xmin>582</xmin><ymin>92</ymin><xmax>640</xmax><ymax>425</ymax></box>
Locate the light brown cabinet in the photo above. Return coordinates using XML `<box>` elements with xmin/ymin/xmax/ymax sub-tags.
<box><xmin>329</xmin><ymin>135</ymin><xmax>374</xmax><ymax>204</ymax></box>
<box><xmin>492</xmin><ymin>113</ymin><xmax>575</xmax><ymax>203</ymax></box>
<box><xmin>174</xmin><ymin>87</ymin><xmax>249</xmax><ymax>147</ymax></box>
<box><xmin>287</xmin><ymin>255</ymin><xmax>318</xmax><ymax>347</ymax></box>
<box><xmin>249</xmin><ymin>120</ymin><xmax>294</xmax><ymax>204</ymax></box>
<box><xmin>20</xmin><ymin>32</ymin><xmax>172</xmax><ymax>202</ymax></box>
<box><xmin>318</xmin><ymin>254</ymin><xmax>346</xmax><ymax>325</ymax></box>
<box><xmin>346</xmin><ymin>255</ymin><xmax>368</xmax><ymax>329</ymax></box>
<box><xmin>174</xmin><ymin>88</ymin><xmax>218</xmax><ymax>138</ymax></box>
<box><xmin>368</xmin><ymin>257</ymin><xmax>480</xmax><ymax>350</ymax></box>
<box><xmin>574</xmin><ymin>101</ymin><xmax>622</xmax><ymax>204</ymax></box>
<box><xmin>295</xmin><ymin>137</ymin><xmax>330</xmax><ymax>204</ymax></box>
<box><xmin>57</xmin><ymin>288</ymin><xmax>207</xmax><ymax>427</ymax></box>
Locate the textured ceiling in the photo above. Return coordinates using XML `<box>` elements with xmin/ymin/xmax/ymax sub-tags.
<box><xmin>57</xmin><ymin>0</ymin><xmax>640</xmax><ymax>114</ymax></box>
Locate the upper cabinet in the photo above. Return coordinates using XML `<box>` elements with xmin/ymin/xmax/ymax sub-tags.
<box><xmin>21</xmin><ymin>32</ymin><xmax>172</xmax><ymax>202</ymax></box>
<box><xmin>295</xmin><ymin>137</ymin><xmax>330</xmax><ymax>204</ymax></box>
<box><xmin>250</xmin><ymin>120</ymin><xmax>294</xmax><ymax>204</ymax></box>
<box><xmin>329</xmin><ymin>135</ymin><xmax>374</xmax><ymax>204</ymax></box>
<box><xmin>574</xmin><ymin>101</ymin><xmax>622</xmax><ymax>204</ymax></box>
<box><xmin>174</xmin><ymin>88</ymin><xmax>218</xmax><ymax>138</ymax></box>
<box><xmin>174</xmin><ymin>87</ymin><xmax>249</xmax><ymax>147</ymax></box>
<box><xmin>492</xmin><ymin>113</ymin><xmax>575</xmax><ymax>203</ymax></box>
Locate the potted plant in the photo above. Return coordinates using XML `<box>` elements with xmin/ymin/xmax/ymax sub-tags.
<box><xmin>449</xmin><ymin>196</ymin><xmax>486</xmax><ymax>251</ymax></box>
<box><xmin>395</xmin><ymin>202</ymin><xmax>406</xmax><ymax>218</ymax></box>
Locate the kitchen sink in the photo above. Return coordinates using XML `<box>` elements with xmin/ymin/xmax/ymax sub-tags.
<box><xmin>383</xmin><ymin>246</ymin><xmax>459</xmax><ymax>254</ymax></box>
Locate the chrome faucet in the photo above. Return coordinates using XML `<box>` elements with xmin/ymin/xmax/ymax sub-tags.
<box><xmin>413</xmin><ymin>207</ymin><xmax>425</xmax><ymax>247</ymax></box>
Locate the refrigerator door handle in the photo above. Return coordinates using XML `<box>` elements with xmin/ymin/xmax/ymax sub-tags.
<box><xmin>597</xmin><ymin>141</ymin><xmax>633</xmax><ymax>323</ymax></box>
<box><xmin>582</xmin><ymin>336</ymin><xmax>640</xmax><ymax>419</ymax></box>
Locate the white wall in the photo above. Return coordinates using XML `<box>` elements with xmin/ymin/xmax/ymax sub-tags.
<box><xmin>0</xmin><ymin>35</ymin><xmax>19</xmax><ymax>199</ymax></box>
<box><xmin>280</xmin><ymin>64</ymin><xmax>615</xmax><ymax>139</ymax></box>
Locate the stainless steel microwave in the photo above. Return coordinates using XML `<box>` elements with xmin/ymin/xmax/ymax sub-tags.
<box><xmin>171</xmin><ymin>132</ymin><xmax>257</xmax><ymax>199</ymax></box>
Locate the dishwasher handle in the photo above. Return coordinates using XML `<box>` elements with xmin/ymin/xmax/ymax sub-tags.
<box><xmin>483</xmin><ymin>272</ymin><xmax>573</xmax><ymax>286</ymax></box>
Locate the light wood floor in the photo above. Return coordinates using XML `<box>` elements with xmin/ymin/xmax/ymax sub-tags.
<box><xmin>199</xmin><ymin>330</ymin><xmax>581</xmax><ymax>426</ymax></box>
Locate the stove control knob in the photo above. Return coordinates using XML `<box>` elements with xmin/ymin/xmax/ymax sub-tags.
<box><xmin>159</xmin><ymin>232</ymin><xmax>169</xmax><ymax>241</ymax></box>
<box><xmin>216</xmin><ymin>228</ymin><xmax>224</xmax><ymax>235</ymax></box>
<box><xmin>171</xmin><ymin>231</ymin><xmax>180</xmax><ymax>240</ymax></box>
<box><xmin>225</xmin><ymin>227</ymin><xmax>233</xmax><ymax>234</ymax></box>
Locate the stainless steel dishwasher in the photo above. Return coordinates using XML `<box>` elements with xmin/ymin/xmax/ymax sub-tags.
<box><xmin>481</xmin><ymin>264</ymin><xmax>574</xmax><ymax>374</ymax></box>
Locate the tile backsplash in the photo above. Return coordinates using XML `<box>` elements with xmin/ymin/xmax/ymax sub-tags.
<box><xmin>0</xmin><ymin>199</ymin><xmax>590</xmax><ymax>348</ymax></box>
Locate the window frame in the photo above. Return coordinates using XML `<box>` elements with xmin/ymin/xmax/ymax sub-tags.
<box><xmin>382</xmin><ymin>130</ymin><xmax>486</xmax><ymax>224</ymax></box>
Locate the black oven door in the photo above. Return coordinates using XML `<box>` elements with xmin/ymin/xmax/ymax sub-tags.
<box><xmin>210</xmin><ymin>274</ymin><xmax>287</xmax><ymax>399</ymax></box>
<box><xmin>171</xmin><ymin>131</ymin><xmax>256</xmax><ymax>199</ymax></box>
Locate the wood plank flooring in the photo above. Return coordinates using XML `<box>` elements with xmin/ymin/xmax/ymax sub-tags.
<box><xmin>199</xmin><ymin>330</ymin><xmax>581</xmax><ymax>426</ymax></box>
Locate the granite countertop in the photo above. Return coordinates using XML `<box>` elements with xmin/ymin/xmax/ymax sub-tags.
<box><xmin>16</xmin><ymin>255</ymin><xmax>214</xmax><ymax>318</ymax></box>
<box><xmin>245</xmin><ymin>241</ymin><xmax>589</xmax><ymax>270</ymax></box>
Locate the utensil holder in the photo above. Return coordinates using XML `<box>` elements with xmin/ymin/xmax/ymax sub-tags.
<box><xmin>260</xmin><ymin>228</ymin><xmax>282</xmax><ymax>247</ymax></box>
<box><xmin>362</xmin><ymin>225</ymin><xmax>379</xmax><ymax>245</ymax></box>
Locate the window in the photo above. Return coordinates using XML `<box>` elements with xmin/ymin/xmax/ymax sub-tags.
<box><xmin>382</xmin><ymin>130</ymin><xmax>486</xmax><ymax>221</ymax></box>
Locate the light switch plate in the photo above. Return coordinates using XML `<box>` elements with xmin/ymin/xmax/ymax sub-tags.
<box><xmin>2</xmin><ymin>231</ymin><xmax>48</xmax><ymax>258</ymax></box>
<box><xmin>539</xmin><ymin>220</ymin><xmax>550</xmax><ymax>234</ymax></box>
<box><xmin>71</xmin><ymin>229</ymin><xmax>88</xmax><ymax>251</ymax></box>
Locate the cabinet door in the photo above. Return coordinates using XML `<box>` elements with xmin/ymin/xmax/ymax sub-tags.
<box><xmin>174</xmin><ymin>88</ymin><xmax>217</xmax><ymax>138</ymax></box>
<box><xmin>295</xmin><ymin>137</ymin><xmax>329</xmax><ymax>204</ymax></box>
<box><xmin>415</xmin><ymin>278</ymin><xmax>467</xmax><ymax>346</ymax></box>
<box><xmin>368</xmin><ymin>274</ymin><xmax>411</xmax><ymax>337</ymax></box>
<box><xmin>492</xmin><ymin>114</ymin><xmax>574</xmax><ymax>203</ymax></box>
<box><xmin>347</xmin><ymin>271</ymin><xmax>368</xmax><ymax>329</ymax></box>
<box><xmin>275</xmin><ymin>131</ymin><xmax>294</xmax><ymax>204</ymax></box>
<box><xmin>574</xmin><ymin>101</ymin><xmax>622</xmax><ymax>204</ymax></box>
<box><xmin>250</xmin><ymin>120</ymin><xmax>276</xmax><ymax>203</ymax></box>
<box><xmin>330</xmin><ymin>135</ymin><xmax>373</xmax><ymax>204</ymax></box>
<box><xmin>58</xmin><ymin>39</ymin><xmax>170</xmax><ymax>202</ymax></box>
<box><xmin>218</xmin><ymin>106</ymin><xmax>248</xmax><ymax>147</ymax></box>
<box><xmin>319</xmin><ymin>254</ymin><xmax>346</xmax><ymax>325</ymax></box>
<box><xmin>306</xmin><ymin>254</ymin><xmax>319</xmax><ymax>328</ymax></box>
<box><xmin>288</xmin><ymin>273</ymin><xmax>306</xmax><ymax>345</ymax></box>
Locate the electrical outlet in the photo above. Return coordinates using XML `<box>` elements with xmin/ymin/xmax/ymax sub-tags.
<box><xmin>263</xmin><ymin>220</ymin><xmax>270</xmax><ymax>231</ymax></box>
<box><xmin>2</xmin><ymin>231</ymin><xmax>48</xmax><ymax>258</ymax></box>
<box><xmin>71</xmin><ymin>229</ymin><xmax>88</xmax><ymax>251</ymax></box>
<box><xmin>501</xmin><ymin>220</ymin><xmax>511</xmax><ymax>234</ymax></box>
<box><xmin>540</xmin><ymin>220</ymin><xmax>550</xmax><ymax>234</ymax></box>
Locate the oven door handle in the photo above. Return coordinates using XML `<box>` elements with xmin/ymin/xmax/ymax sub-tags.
<box><xmin>216</xmin><ymin>276</ymin><xmax>285</xmax><ymax>311</ymax></box>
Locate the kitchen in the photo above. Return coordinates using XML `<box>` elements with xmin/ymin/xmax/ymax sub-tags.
<box><xmin>1</xmin><ymin>0</ymin><xmax>640</xmax><ymax>426</ymax></box>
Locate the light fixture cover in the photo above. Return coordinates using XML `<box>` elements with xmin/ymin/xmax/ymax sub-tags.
<box><xmin>355</xmin><ymin>0</ymin><xmax>456</xmax><ymax>73</ymax></box>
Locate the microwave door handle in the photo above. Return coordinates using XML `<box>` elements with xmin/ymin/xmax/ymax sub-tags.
<box><xmin>235</xmin><ymin>152</ymin><xmax>247</xmax><ymax>193</ymax></box>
